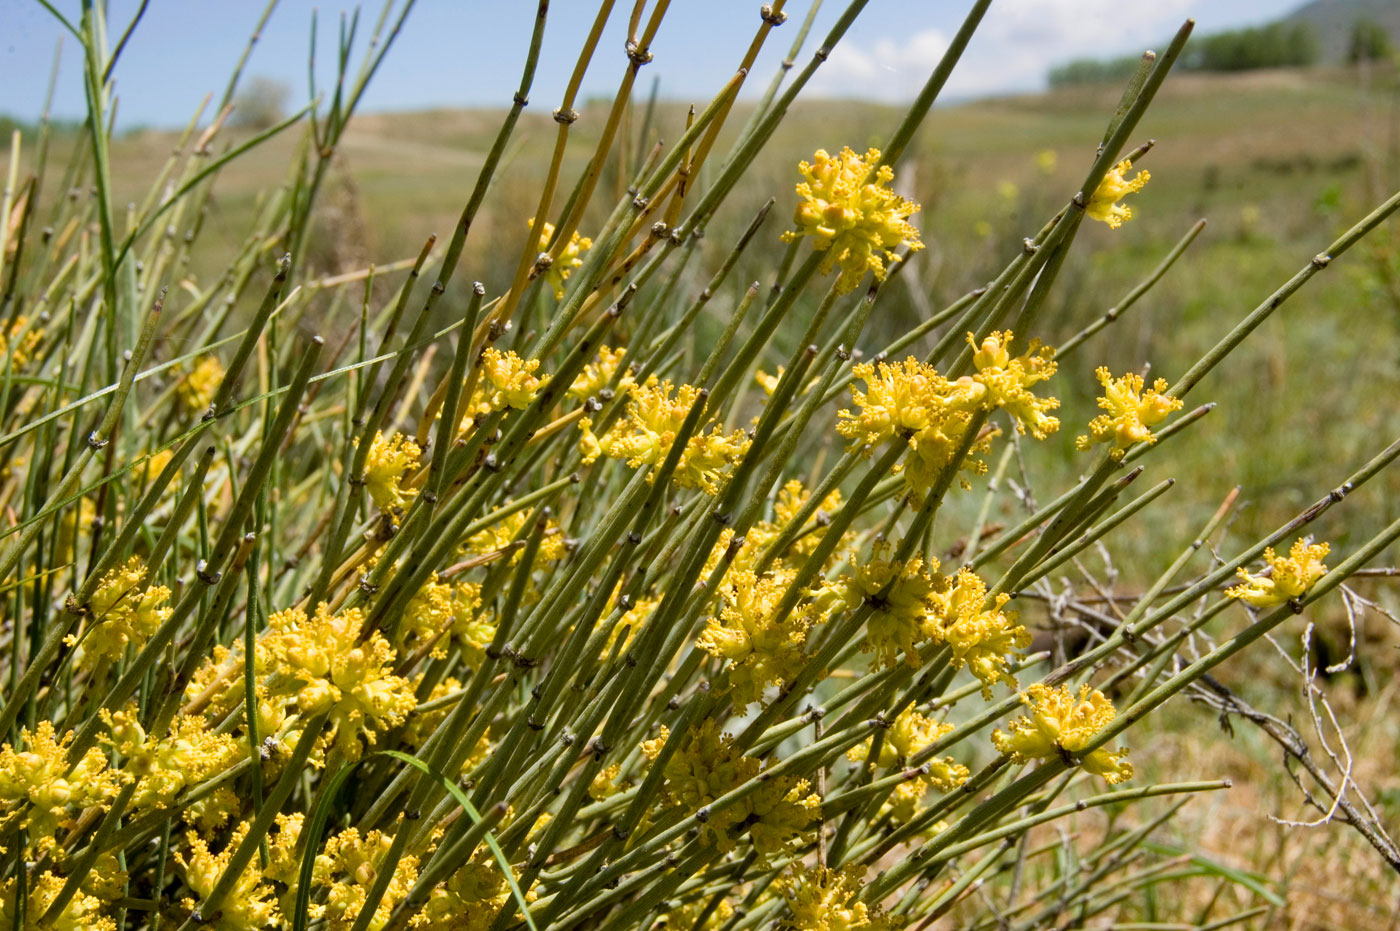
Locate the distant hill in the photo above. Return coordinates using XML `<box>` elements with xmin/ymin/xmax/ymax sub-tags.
<box><xmin>1048</xmin><ymin>0</ymin><xmax>1399</xmax><ymax>87</ymax></box>
<box><xmin>1283</xmin><ymin>0</ymin><xmax>1400</xmax><ymax>62</ymax></box>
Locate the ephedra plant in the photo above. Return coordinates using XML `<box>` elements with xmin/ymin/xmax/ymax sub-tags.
<box><xmin>0</xmin><ymin>1</ymin><xmax>1398</xmax><ymax>929</ymax></box>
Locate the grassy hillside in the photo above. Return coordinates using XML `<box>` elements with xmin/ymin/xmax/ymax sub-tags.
<box><xmin>96</xmin><ymin>65</ymin><xmax>1400</xmax><ymax>562</ymax></box>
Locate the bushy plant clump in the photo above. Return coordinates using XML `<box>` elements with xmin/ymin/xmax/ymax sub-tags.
<box><xmin>0</xmin><ymin>3</ymin><xmax>1397</xmax><ymax>930</ymax></box>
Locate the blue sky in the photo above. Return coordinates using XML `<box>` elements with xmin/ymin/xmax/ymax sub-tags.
<box><xmin>2</xmin><ymin>1</ymin><xmax>1304</xmax><ymax>128</ymax></box>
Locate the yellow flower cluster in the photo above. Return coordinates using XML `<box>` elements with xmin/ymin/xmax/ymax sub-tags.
<box><xmin>589</xmin><ymin>761</ymin><xmax>625</xmax><ymax>801</ymax></box>
<box><xmin>528</xmin><ymin>217</ymin><xmax>592</xmax><ymax>299</ymax></box>
<box><xmin>699</xmin><ymin>523</ymin><xmax>1029</xmax><ymax>704</ymax></box>
<box><xmin>992</xmin><ymin>683</ymin><xmax>1132</xmax><ymax>784</ymax></box>
<box><xmin>362</xmin><ymin>430</ymin><xmax>421</xmax><ymax>513</ymax></box>
<box><xmin>178</xmin><ymin>821</ymin><xmax>282</xmax><ymax>930</ymax></box>
<box><xmin>402</xmin><ymin>572</ymin><xmax>489</xmax><ymax>662</ymax></box>
<box><xmin>582</xmin><ymin>377</ymin><xmax>698</xmax><ymax>467</ymax></box>
<box><xmin>696</xmin><ymin>567</ymin><xmax>819</xmax><ymax>705</ymax></box>
<box><xmin>1075</xmin><ymin>368</ymin><xmax>1181</xmax><ymax>453</ymax></box>
<box><xmin>180</xmin><ymin>786</ymin><xmax>240</xmax><ymax>835</ymax></box>
<box><xmin>71</xmin><ymin>555</ymin><xmax>172</xmax><ymax>670</ymax></box>
<box><xmin>849</xmin><ymin>707</ymin><xmax>955</xmax><ymax>774</ymax></box>
<box><xmin>462</xmin><ymin>506</ymin><xmax>569</xmax><ymax>566</ymax></box>
<box><xmin>597</xmin><ymin>591</ymin><xmax>659</xmax><ymax>663</ymax></box>
<box><xmin>449</xmin><ymin>349</ymin><xmax>552</xmax><ymax>433</ymax></box>
<box><xmin>177</xmin><ymin>355</ymin><xmax>225</xmax><ymax>417</ymax></box>
<box><xmin>0</xmin><ymin>316</ymin><xmax>42</xmax><ymax>369</ymax></box>
<box><xmin>838</xmin><ymin>333</ymin><xmax>1058</xmax><ymax>503</ymax></box>
<box><xmin>410</xmin><ymin>853</ymin><xmax>520</xmax><ymax>931</ymax></box>
<box><xmin>1086</xmin><ymin>157</ymin><xmax>1150</xmax><ymax>229</ymax></box>
<box><xmin>642</xmin><ymin>720</ymin><xmax>820</xmax><ymax>857</ymax></box>
<box><xmin>262</xmin><ymin>604</ymin><xmax>418</xmax><ymax>761</ymax></box>
<box><xmin>315</xmin><ymin>827</ymin><xmax>420</xmax><ymax>930</ymax></box>
<box><xmin>837</xmin><ymin>357</ymin><xmax>987</xmax><ymax>500</ymax></box>
<box><xmin>708</xmin><ymin>480</ymin><xmax>846</xmax><ymax>578</ymax></box>
<box><xmin>781</xmin><ymin>146</ymin><xmax>923</xmax><ymax>294</ymax></box>
<box><xmin>567</xmin><ymin>345</ymin><xmax>630</xmax><ymax>401</ymax></box>
<box><xmin>1227</xmin><ymin>538</ymin><xmax>1330</xmax><ymax>608</ymax></box>
<box><xmin>754</xmin><ymin>367</ymin><xmax>783</xmax><ymax>397</ymax></box>
<box><xmin>769</xmin><ymin>480</ymin><xmax>844</xmax><ymax>563</ymax></box>
<box><xmin>478</xmin><ymin>347</ymin><xmax>548</xmax><ymax>412</ymax></box>
<box><xmin>0</xmin><ymin>720</ymin><xmax>122</xmax><ymax>850</ymax></box>
<box><xmin>261</xmin><ymin>815</ymin><xmax>307</xmax><ymax>916</ymax></box>
<box><xmin>939</xmin><ymin>568</ymin><xmax>1031</xmax><ymax>698</ymax></box>
<box><xmin>847</xmin><ymin>706</ymin><xmax>969</xmax><ymax>823</ymax></box>
<box><xmin>839</xmin><ymin>551</ymin><xmax>945</xmax><ymax>670</ymax></box>
<box><xmin>970</xmin><ymin>331</ymin><xmax>1060</xmax><ymax>439</ymax></box>
<box><xmin>580</xmin><ymin>377</ymin><xmax>750</xmax><ymax>495</ymax></box>
<box><xmin>0</xmin><ymin>873</ymin><xmax>115</xmax><ymax>931</ymax></box>
<box><xmin>676</xmin><ymin>427</ymin><xmax>753</xmax><ymax>495</ymax></box>
<box><xmin>184</xmin><ymin>646</ymin><xmax>263</xmax><ymax>729</ymax></box>
<box><xmin>838</xmin><ymin>552</ymin><xmax>1029</xmax><ymax>692</ymax></box>
<box><xmin>1075</xmin><ymin>368</ymin><xmax>1182</xmax><ymax>454</ymax></box>
<box><xmin>101</xmin><ymin>707</ymin><xmax>241</xmax><ymax>812</ymax></box>
<box><xmin>777</xmin><ymin>863</ymin><xmax>898</xmax><ymax>931</ymax></box>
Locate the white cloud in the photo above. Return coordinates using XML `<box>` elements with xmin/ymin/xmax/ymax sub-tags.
<box><xmin>807</xmin><ymin>29</ymin><xmax>951</xmax><ymax>101</ymax></box>
<box><xmin>809</xmin><ymin>0</ymin><xmax>1200</xmax><ymax>101</ymax></box>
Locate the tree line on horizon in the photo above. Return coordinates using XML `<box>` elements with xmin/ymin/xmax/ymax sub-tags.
<box><xmin>1049</xmin><ymin>18</ymin><xmax>1393</xmax><ymax>88</ymax></box>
